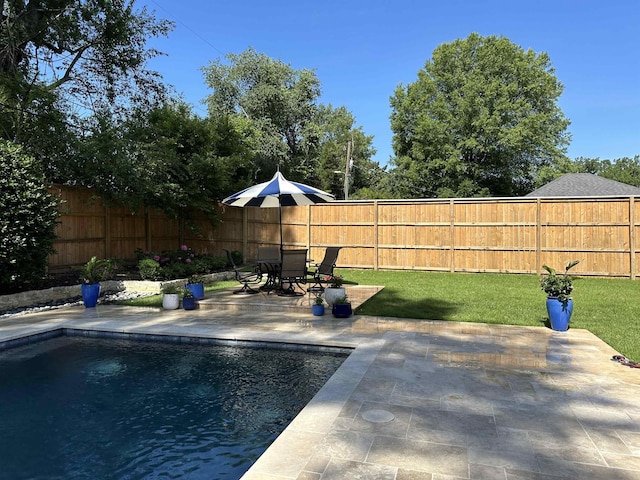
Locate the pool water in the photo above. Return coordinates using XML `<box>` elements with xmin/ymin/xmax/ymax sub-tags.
<box><xmin>0</xmin><ymin>336</ymin><xmax>346</xmax><ymax>480</ymax></box>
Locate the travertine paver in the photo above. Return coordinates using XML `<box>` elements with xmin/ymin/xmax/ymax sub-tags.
<box><xmin>1</xmin><ymin>286</ymin><xmax>639</xmax><ymax>479</ymax></box>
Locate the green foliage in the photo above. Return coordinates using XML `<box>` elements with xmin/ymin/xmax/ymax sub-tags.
<box><xmin>79</xmin><ymin>256</ymin><xmax>119</xmax><ymax>284</ymax></box>
<box><xmin>135</xmin><ymin>245</ymin><xmax>226</xmax><ymax>280</ymax></box>
<box><xmin>202</xmin><ymin>48</ymin><xmax>380</xmax><ymax>192</ymax></box>
<box><xmin>160</xmin><ymin>283</ymin><xmax>181</xmax><ymax>295</ymax></box>
<box><xmin>389</xmin><ymin>33</ymin><xmax>570</xmax><ymax>198</ymax></box>
<box><xmin>0</xmin><ymin>141</ymin><xmax>60</xmax><ymax>292</ymax></box>
<box><xmin>182</xmin><ymin>287</ymin><xmax>195</xmax><ymax>298</ymax></box>
<box><xmin>138</xmin><ymin>258</ymin><xmax>161</xmax><ymax>280</ymax></box>
<box><xmin>186</xmin><ymin>274</ymin><xmax>205</xmax><ymax>285</ymax></box>
<box><xmin>1</xmin><ymin>0</ymin><xmax>173</xmax><ymax>184</ymax></box>
<box><xmin>539</xmin><ymin>260</ymin><xmax>580</xmax><ymax>302</ymax></box>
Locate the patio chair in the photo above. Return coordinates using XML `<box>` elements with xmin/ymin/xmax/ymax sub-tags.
<box><xmin>307</xmin><ymin>247</ymin><xmax>342</xmax><ymax>292</ymax></box>
<box><xmin>224</xmin><ymin>249</ymin><xmax>262</xmax><ymax>295</ymax></box>
<box><xmin>256</xmin><ymin>246</ymin><xmax>281</xmax><ymax>291</ymax></box>
<box><xmin>278</xmin><ymin>249</ymin><xmax>308</xmax><ymax>296</ymax></box>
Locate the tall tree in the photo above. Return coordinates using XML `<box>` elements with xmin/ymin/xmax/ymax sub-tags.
<box><xmin>389</xmin><ymin>33</ymin><xmax>570</xmax><ymax>198</ymax></box>
<box><xmin>314</xmin><ymin>105</ymin><xmax>378</xmax><ymax>199</ymax></box>
<box><xmin>76</xmin><ymin>100</ymin><xmax>236</xmax><ymax>226</ymax></box>
<box><xmin>0</xmin><ymin>0</ymin><xmax>173</xmax><ymax>178</ymax></box>
<box><xmin>202</xmin><ymin>48</ymin><xmax>380</xmax><ymax>192</ymax></box>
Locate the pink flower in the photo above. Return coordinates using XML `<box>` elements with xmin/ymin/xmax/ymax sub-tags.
<box><xmin>153</xmin><ymin>255</ymin><xmax>160</xmax><ymax>261</ymax></box>
<box><xmin>181</xmin><ymin>245</ymin><xmax>188</xmax><ymax>251</ymax></box>
<box><xmin>185</xmin><ymin>258</ymin><xmax>191</xmax><ymax>263</ymax></box>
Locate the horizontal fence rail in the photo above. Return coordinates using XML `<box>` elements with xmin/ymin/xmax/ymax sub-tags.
<box><xmin>48</xmin><ymin>186</ymin><xmax>640</xmax><ymax>279</ymax></box>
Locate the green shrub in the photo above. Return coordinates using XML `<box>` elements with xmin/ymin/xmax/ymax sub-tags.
<box><xmin>138</xmin><ymin>258</ymin><xmax>160</xmax><ymax>280</ymax></box>
<box><xmin>0</xmin><ymin>141</ymin><xmax>60</xmax><ymax>293</ymax></box>
<box><xmin>134</xmin><ymin>245</ymin><xmax>230</xmax><ymax>280</ymax></box>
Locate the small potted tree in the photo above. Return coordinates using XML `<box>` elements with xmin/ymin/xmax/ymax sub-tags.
<box><xmin>79</xmin><ymin>256</ymin><xmax>116</xmax><ymax>308</ymax></box>
<box><xmin>540</xmin><ymin>260</ymin><xmax>580</xmax><ymax>331</ymax></box>
<box><xmin>161</xmin><ymin>284</ymin><xmax>181</xmax><ymax>310</ymax></box>
<box><xmin>312</xmin><ymin>293</ymin><xmax>325</xmax><ymax>316</ymax></box>
<box><xmin>331</xmin><ymin>294</ymin><xmax>352</xmax><ymax>318</ymax></box>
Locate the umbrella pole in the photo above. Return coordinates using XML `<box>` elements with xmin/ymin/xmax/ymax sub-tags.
<box><xmin>279</xmin><ymin>204</ymin><xmax>283</xmax><ymax>255</ymax></box>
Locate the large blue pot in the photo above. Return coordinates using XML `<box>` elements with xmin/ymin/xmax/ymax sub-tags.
<box><xmin>546</xmin><ymin>298</ymin><xmax>573</xmax><ymax>331</ymax></box>
<box><xmin>81</xmin><ymin>283</ymin><xmax>100</xmax><ymax>308</ymax></box>
<box><xmin>185</xmin><ymin>283</ymin><xmax>205</xmax><ymax>300</ymax></box>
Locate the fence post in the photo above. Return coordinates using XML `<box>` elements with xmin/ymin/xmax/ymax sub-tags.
<box><xmin>373</xmin><ymin>200</ymin><xmax>379</xmax><ymax>271</ymax></box>
<box><xmin>449</xmin><ymin>199</ymin><xmax>455</xmax><ymax>272</ymax></box>
<box><xmin>104</xmin><ymin>202</ymin><xmax>110</xmax><ymax>259</ymax></box>
<box><xmin>630</xmin><ymin>197</ymin><xmax>636</xmax><ymax>280</ymax></box>
<box><xmin>536</xmin><ymin>198</ymin><xmax>542</xmax><ymax>274</ymax></box>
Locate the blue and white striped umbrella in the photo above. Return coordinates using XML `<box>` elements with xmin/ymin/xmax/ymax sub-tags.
<box><xmin>222</xmin><ymin>171</ymin><xmax>335</xmax><ymax>208</ymax></box>
<box><xmin>222</xmin><ymin>171</ymin><xmax>335</xmax><ymax>250</ymax></box>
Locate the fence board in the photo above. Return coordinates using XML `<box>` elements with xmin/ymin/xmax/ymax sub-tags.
<box><xmin>46</xmin><ymin>186</ymin><xmax>640</xmax><ymax>278</ymax></box>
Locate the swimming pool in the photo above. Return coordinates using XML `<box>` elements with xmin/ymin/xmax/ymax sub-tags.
<box><xmin>0</xmin><ymin>334</ymin><xmax>347</xmax><ymax>480</ymax></box>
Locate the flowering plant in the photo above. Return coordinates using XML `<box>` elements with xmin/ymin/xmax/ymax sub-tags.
<box><xmin>79</xmin><ymin>256</ymin><xmax>117</xmax><ymax>284</ymax></box>
<box><xmin>186</xmin><ymin>274</ymin><xmax>204</xmax><ymax>284</ymax></box>
<box><xmin>325</xmin><ymin>275</ymin><xmax>343</xmax><ymax>288</ymax></box>
<box><xmin>313</xmin><ymin>292</ymin><xmax>324</xmax><ymax>305</ymax></box>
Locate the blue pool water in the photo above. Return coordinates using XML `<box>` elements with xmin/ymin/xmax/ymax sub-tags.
<box><xmin>0</xmin><ymin>335</ymin><xmax>346</xmax><ymax>480</ymax></box>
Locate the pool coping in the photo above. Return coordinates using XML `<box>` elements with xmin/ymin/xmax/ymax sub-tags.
<box><xmin>2</xmin><ymin>303</ymin><xmax>640</xmax><ymax>479</ymax></box>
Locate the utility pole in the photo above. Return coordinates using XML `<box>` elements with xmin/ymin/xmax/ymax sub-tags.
<box><xmin>344</xmin><ymin>140</ymin><xmax>352</xmax><ymax>200</ymax></box>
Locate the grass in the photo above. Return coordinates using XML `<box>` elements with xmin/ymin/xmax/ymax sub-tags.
<box><xmin>340</xmin><ymin>269</ymin><xmax>640</xmax><ymax>362</ymax></box>
<box><xmin>119</xmin><ymin>270</ymin><xmax>640</xmax><ymax>362</ymax></box>
<box><xmin>118</xmin><ymin>280</ymin><xmax>238</xmax><ymax>308</ymax></box>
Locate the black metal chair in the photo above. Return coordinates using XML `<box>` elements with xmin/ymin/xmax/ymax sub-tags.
<box><xmin>256</xmin><ymin>246</ymin><xmax>281</xmax><ymax>291</ymax></box>
<box><xmin>278</xmin><ymin>249</ymin><xmax>308</xmax><ymax>296</ymax></box>
<box><xmin>224</xmin><ymin>249</ymin><xmax>262</xmax><ymax>295</ymax></box>
<box><xmin>307</xmin><ymin>247</ymin><xmax>342</xmax><ymax>293</ymax></box>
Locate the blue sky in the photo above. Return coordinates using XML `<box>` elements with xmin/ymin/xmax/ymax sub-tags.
<box><xmin>139</xmin><ymin>0</ymin><xmax>639</xmax><ymax>167</ymax></box>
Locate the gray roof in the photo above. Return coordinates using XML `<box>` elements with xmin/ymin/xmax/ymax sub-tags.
<box><xmin>525</xmin><ymin>173</ymin><xmax>640</xmax><ymax>197</ymax></box>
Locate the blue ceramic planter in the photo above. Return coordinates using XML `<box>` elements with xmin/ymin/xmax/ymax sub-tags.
<box><xmin>312</xmin><ymin>304</ymin><xmax>325</xmax><ymax>316</ymax></box>
<box><xmin>185</xmin><ymin>283</ymin><xmax>205</xmax><ymax>300</ymax></box>
<box><xmin>332</xmin><ymin>303</ymin><xmax>352</xmax><ymax>318</ymax></box>
<box><xmin>182</xmin><ymin>297</ymin><xmax>197</xmax><ymax>310</ymax></box>
<box><xmin>546</xmin><ymin>298</ymin><xmax>573</xmax><ymax>331</ymax></box>
<box><xmin>81</xmin><ymin>283</ymin><xmax>100</xmax><ymax>308</ymax></box>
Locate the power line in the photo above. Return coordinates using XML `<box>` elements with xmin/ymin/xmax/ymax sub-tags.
<box><xmin>149</xmin><ymin>0</ymin><xmax>224</xmax><ymax>56</ymax></box>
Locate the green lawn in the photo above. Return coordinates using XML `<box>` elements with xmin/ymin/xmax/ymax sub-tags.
<box><xmin>121</xmin><ymin>270</ymin><xmax>640</xmax><ymax>362</ymax></box>
<box><xmin>340</xmin><ymin>269</ymin><xmax>640</xmax><ymax>362</ymax></box>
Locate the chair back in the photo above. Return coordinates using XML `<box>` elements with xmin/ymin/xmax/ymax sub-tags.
<box><xmin>257</xmin><ymin>246</ymin><xmax>280</xmax><ymax>262</ymax></box>
<box><xmin>224</xmin><ymin>249</ymin><xmax>236</xmax><ymax>268</ymax></box>
<box><xmin>280</xmin><ymin>249</ymin><xmax>308</xmax><ymax>280</ymax></box>
<box><xmin>315</xmin><ymin>247</ymin><xmax>342</xmax><ymax>276</ymax></box>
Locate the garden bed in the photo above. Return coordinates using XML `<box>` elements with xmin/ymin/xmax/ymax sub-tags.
<box><xmin>0</xmin><ymin>271</ymin><xmax>235</xmax><ymax>313</ymax></box>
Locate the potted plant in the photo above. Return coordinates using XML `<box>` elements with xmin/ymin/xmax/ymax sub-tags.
<box><xmin>331</xmin><ymin>294</ymin><xmax>352</xmax><ymax>318</ymax></box>
<box><xmin>182</xmin><ymin>287</ymin><xmax>197</xmax><ymax>310</ymax></box>
<box><xmin>540</xmin><ymin>260</ymin><xmax>580</xmax><ymax>331</ymax></box>
<box><xmin>311</xmin><ymin>293</ymin><xmax>325</xmax><ymax>316</ymax></box>
<box><xmin>161</xmin><ymin>284</ymin><xmax>181</xmax><ymax>310</ymax></box>
<box><xmin>79</xmin><ymin>256</ymin><xmax>116</xmax><ymax>308</ymax></box>
<box><xmin>323</xmin><ymin>275</ymin><xmax>345</xmax><ymax>306</ymax></box>
<box><xmin>185</xmin><ymin>274</ymin><xmax>205</xmax><ymax>299</ymax></box>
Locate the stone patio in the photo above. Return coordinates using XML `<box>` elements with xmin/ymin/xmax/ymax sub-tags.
<box><xmin>1</xmin><ymin>285</ymin><xmax>639</xmax><ymax>479</ymax></box>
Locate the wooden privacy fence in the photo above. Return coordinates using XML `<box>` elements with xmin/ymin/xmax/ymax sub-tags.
<box><xmin>48</xmin><ymin>186</ymin><xmax>640</xmax><ymax>279</ymax></box>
